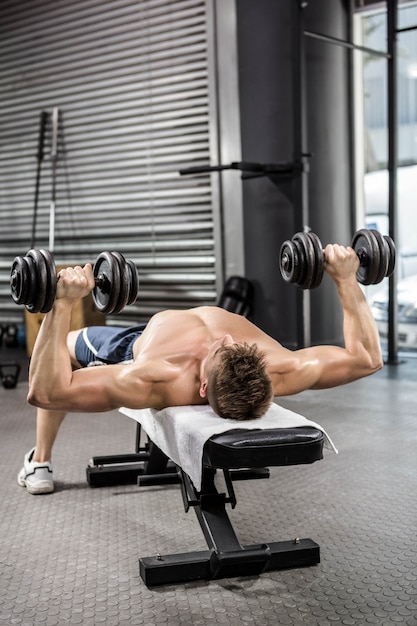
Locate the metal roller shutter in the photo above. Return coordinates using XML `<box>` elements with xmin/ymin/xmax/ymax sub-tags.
<box><xmin>0</xmin><ymin>0</ymin><xmax>221</xmax><ymax>327</ymax></box>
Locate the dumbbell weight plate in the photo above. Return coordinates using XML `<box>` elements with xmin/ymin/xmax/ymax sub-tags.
<box><xmin>110</xmin><ymin>251</ymin><xmax>130</xmax><ymax>314</ymax></box>
<box><xmin>351</xmin><ymin>229</ymin><xmax>381</xmax><ymax>285</ymax></box>
<box><xmin>10</xmin><ymin>256</ymin><xmax>32</xmax><ymax>306</ymax></box>
<box><xmin>384</xmin><ymin>235</ymin><xmax>396</xmax><ymax>278</ymax></box>
<box><xmin>112</xmin><ymin>253</ymin><xmax>139</xmax><ymax>312</ymax></box>
<box><xmin>93</xmin><ymin>251</ymin><xmax>122</xmax><ymax>314</ymax></box>
<box><xmin>25</xmin><ymin>250</ymin><xmax>46</xmax><ymax>312</ymax></box>
<box><xmin>26</xmin><ymin>249</ymin><xmax>56</xmax><ymax>313</ymax></box>
<box><xmin>292</xmin><ymin>232</ymin><xmax>321</xmax><ymax>290</ymax></box>
<box><xmin>306</xmin><ymin>232</ymin><xmax>324</xmax><ymax>289</ymax></box>
<box><xmin>23</xmin><ymin>250</ymin><xmax>44</xmax><ymax>312</ymax></box>
<box><xmin>39</xmin><ymin>249</ymin><xmax>56</xmax><ymax>313</ymax></box>
<box><xmin>369</xmin><ymin>230</ymin><xmax>390</xmax><ymax>285</ymax></box>
<box><xmin>279</xmin><ymin>239</ymin><xmax>302</xmax><ymax>285</ymax></box>
<box><xmin>10</xmin><ymin>250</ymin><xmax>55</xmax><ymax>313</ymax></box>
<box><xmin>25</xmin><ymin>256</ymin><xmax>40</xmax><ymax>309</ymax></box>
<box><xmin>291</xmin><ymin>233</ymin><xmax>311</xmax><ymax>289</ymax></box>
<box><xmin>126</xmin><ymin>260</ymin><xmax>139</xmax><ymax>306</ymax></box>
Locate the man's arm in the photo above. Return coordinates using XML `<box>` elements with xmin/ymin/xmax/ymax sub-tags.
<box><xmin>27</xmin><ymin>264</ymin><xmax>153</xmax><ymax>412</ymax></box>
<box><xmin>271</xmin><ymin>244</ymin><xmax>383</xmax><ymax>396</ymax></box>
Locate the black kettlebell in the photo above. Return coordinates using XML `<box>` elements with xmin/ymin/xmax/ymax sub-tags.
<box><xmin>3</xmin><ymin>324</ymin><xmax>18</xmax><ymax>348</ymax></box>
<box><xmin>0</xmin><ymin>362</ymin><xmax>20</xmax><ymax>389</ymax></box>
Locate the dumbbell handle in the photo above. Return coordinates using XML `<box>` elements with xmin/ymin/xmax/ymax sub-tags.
<box><xmin>326</xmin><ymin>247</ymin><xmax>369</xmax><ymax>266</ymax></box>
<box><xmin>354</xmin><ymin>247</ymin><xmax>369</xmax><ymax>266</ymax></box>
<box><xmin>95</xmin><ymin>273</ymin><xmax>110</xmax><ymax>291</ymax></box>
<box><xmin>55</xmin><ymin>270</ymin><xmax>110</xmax><ymax>292</ymax></box>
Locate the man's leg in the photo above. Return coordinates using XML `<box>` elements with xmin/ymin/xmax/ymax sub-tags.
<box><xmin>17</xmin><ymin>409</ymin><xmax>65</xmax><ymax>494</ymax></box>
<box><xmin>18</xmin><ymin>329</ymin><xmax>82</xmax><ymax>494</ymax></box>
<box><xmin>33</xmin><ymin>409</ymin><xmax>67</xmax><ymax>463</ymax></box>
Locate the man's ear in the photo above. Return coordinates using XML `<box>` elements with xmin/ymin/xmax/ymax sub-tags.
<box><xmin>199</xmin><ymin>379</ymin><xmax>208</xmax><ymax>399</ymax></box>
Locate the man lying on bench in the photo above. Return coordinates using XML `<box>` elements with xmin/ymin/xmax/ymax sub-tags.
<box><xmin>19</xmin><ymin>242</ymin><xmax>382</xmax><ymax>495</ymax></box>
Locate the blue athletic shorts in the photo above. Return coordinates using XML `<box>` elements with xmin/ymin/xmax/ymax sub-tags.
<box><xmin>74</xmin><ymin>324</ymin><xmax>147</xmax><ymax>367</ymax></box>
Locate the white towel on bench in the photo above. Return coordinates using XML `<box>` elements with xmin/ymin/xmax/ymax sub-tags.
<box><xmin>119</xmin><ymin>402</ymin><xmax>337</xmax><ymax>491</ymax></box>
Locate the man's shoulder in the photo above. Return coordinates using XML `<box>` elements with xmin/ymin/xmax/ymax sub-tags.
<box><xmin>192</xmin><ymin>305</ymin><xmax>233</xmax><ymax>317</ymax></box>
<box><xmin>152</xmin><ymin>305</ymin><xmax>219</xmax><ymax>317</ymax></box>
<box><xmin>156</xmin><ymin>305</ymin><xmax>230</xmax><ymax>322</ymax></box>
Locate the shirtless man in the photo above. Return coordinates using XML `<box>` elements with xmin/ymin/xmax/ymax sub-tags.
<box><xmin>18</xmin><ymin>243</ymin><xmax>383</xmax><ymax>494</ymax></box>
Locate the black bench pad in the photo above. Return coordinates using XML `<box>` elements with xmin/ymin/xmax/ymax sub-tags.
<box><xmin>203</xmin><ymin>426</ymin><xmax>324</xmax><ymax>469</ymax></box>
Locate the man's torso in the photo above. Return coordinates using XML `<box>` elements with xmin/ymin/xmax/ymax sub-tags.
<box><xmin>129</xmin><ymin>306</ymin><xmax>288</xmax><ymax>408</ymax></box>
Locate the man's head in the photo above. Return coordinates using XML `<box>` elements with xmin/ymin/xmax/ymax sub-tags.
<box><xmin>200</xmin><ymin>339</ymin><xmax>273</xmax><ymax>421</ymax></box>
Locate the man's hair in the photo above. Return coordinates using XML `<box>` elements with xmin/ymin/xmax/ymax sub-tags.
<box><xmin>206</xmin><ymin>343</ymin><xmax>273</xmax><ymax>421</ymax></box>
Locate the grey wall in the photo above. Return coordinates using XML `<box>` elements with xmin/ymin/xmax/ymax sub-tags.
<box><xmin>0</xmin><ymin>0</ymin><xmax>221</xmax><ymax>327</ymax></box>
<box><xmin>235</xmin><ymin>0</ymin><xmax>353</xmax><ymax>347</ymax></box>
<box><xmin>1</xmin><ymin>0</ymin><xmax>356</xmax><ymax>347</ymax></box>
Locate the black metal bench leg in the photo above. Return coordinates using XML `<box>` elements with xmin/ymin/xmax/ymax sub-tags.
<box><xmin>86</xmin><ymin>428</ymin><xmax>178</xmax><ymax>487</ymax></box>
<box><xmin>139</xmin><ymin>468</ymin><xmax>320</xmax><ymax>586</ymax></box>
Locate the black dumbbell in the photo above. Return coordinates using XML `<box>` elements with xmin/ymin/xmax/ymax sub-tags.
<box><xmin>10</xmin><ymin>249</ymin><xmax>139</xmax><ymax>315</ymax></box>
<box><xmin>279</xmin><ymin>229</ymin><xmax>396</xmax><ymax>289</ymax></box>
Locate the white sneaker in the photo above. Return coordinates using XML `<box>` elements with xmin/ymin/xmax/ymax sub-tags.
<box><xmin>17</xmin><ymin>448</ymin><xmax>54</xmax><ymax>494</ymax></box>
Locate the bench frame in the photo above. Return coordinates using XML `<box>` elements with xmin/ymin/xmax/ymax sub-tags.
<box><xmin>87</xmin><ymin>423</ymin><xmax>322</xmax><ymax>586</ymax></box>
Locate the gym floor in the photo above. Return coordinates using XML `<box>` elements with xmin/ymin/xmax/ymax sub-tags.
<box><xmin>0</xmin><ymin>345</ymin><xmax>416</xmax><ymax>626</ymax></box>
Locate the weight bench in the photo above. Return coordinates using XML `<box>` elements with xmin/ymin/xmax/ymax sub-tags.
<box><xmin>87</xmin><ymin>403</ymin><xmax>337</xmax><ymax>587</ymax></box>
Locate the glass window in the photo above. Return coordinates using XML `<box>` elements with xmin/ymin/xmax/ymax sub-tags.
<box><xmin>360</xmin><ymin>4</ymin><xmax>417</xmax><ymax>354</ymax></box>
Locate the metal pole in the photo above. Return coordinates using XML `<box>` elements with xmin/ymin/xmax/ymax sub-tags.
<box><xmin>387</xmin><ymin>0</ymin><xmax>399</xmax><ymax>364</ymax></box>
<box><xmin>49</xmin><ymin>107</ymin><xmax>59</xmax><ymax>253</ymax></box>
<box><xmin>305</xmin><ymin>29</ymin><xmax>390</xmax><ymax>58</ymax></box>
<box><xmin>347</xmin><ymin>0</ymin><xmax>356</xmax><ymax>235</ymax></box>
<box><xmin>293</xmin><ymin>0</ymin><xmax>311</xmax><ymax>348</ymax></box>
<box><xmin>30</xmin><ymin>111</ymin><xmax>48</xmax><ymax>249</ymax></box>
